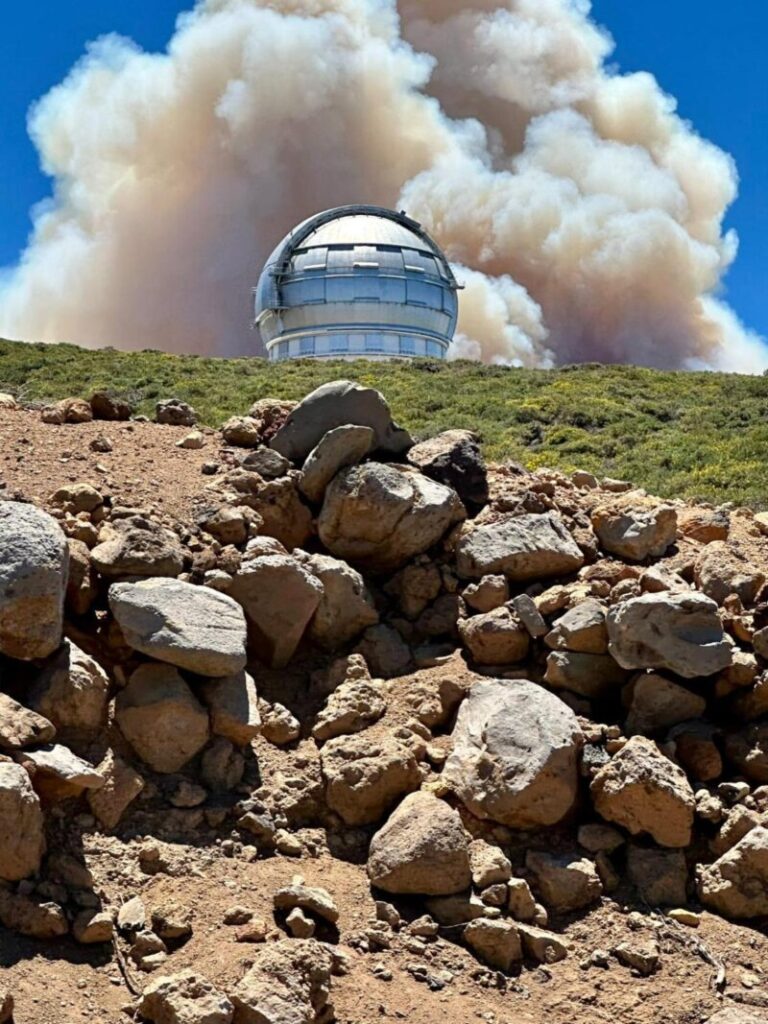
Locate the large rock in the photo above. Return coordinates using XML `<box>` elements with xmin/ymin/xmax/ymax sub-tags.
<box><xmin>367</xmin><ymin>791</ymin><xmax>471</xmax><ymax>896</ymax></box>
<box><xmin>299</xmin><ymin>552</ymin><xmax>378</xmax><ymax>650</ymax></box>
<box><xmin>444</xmin><ymin>679</ymin><xmax>582</xmax><ymax>829</ymax></box>
<box><xmin>109</xmin><ymin>578</ymin><xmax>248</xmax><ymax>677</ymax></box>
<box><xmin>544</xmin><ymin>651</ymin><xmax>628</xmax><ymax>699</ymax></box>
<box><xmin>116</xmin><ymin>663</ymin><xmax>210</xmax><ymax>773</ymax></box>
<box><xmin>270</xmin><ymin>380</ymin><xmax>412</xmax><ymax>462</ymax></box>
<box><xmin>591</xmin><ymin>504</ymin><xmax>677</xmax><ymax>561</ymax></box>
<box><xmin>624</xmin><ymin>673</ymin><xmax>706</xmax><ymax>735</ymax></box>
<box><xmin>321</xmin><ymin>729</ymin><xmax>422</xmax><ymax>826</ymax></box>
<box><xmin>606</xmin><ymin>592</ymin><xmax>732</xmax><ymax>679</ymax></box>
<box><xmin>0</xmin><ymin>502</ymin><xmax>68</xmax><ymax>660</ymax></box>
<box><xmin>139</xmin><ymin>969</ymin><xmax>234</xmax><ymax>1024</ymax></box>
<box><xmin>407</xmin><ymin>430</ymin><xmax>489</xmax><ymax>513</ymax></box>
<box><xmin>29</xmin><ymin>639</ymin><xmax>110</xmax><ymax>734</ymax></box>
<box><xmin>156</xmin><ymin>399</ymin><xmax>196</xmax><ymax>426</ymax></box>
<box><xmin>229</xmin><ymin>553</ymin><xmax>323</xmax><ymax>668</ymax></box>
<box><xmin>724</xmin><ymin>722</ymin><xmax>768</xmax><ymax>783</ymax></box>
<box><xmin>455</xmin><ymin>513</ymin><xmax>584</xmax><ymax>581</ymax></box>
<box><xmin>18</xmin><ymin>745</ymin><xmax>104</xmax><ymax>801</ymax></box>
<box><xmin>91</xmin><ymin>518</ymin><xmax>185</xmax><ymax>579</ymax></box>
<box><xmin>230</xmin><ymin>939</ymin><xmax>335</xmax><ymax>1024</ymax></box>
<box><xmin>201</xmin><ymin>672</ymin><xmax>261</xmax><ymax>747</ymax></box>
<box><xmin>545</xmin><ymin>600</ymin><xmax>608</xmax><ymax>654</ymax></box>
<box><xmin>90</xmin><ymin>391</ymin><xmax>133</xmax><ymax>421</ymax></box>
<box><xmin>219</xmin><ymin>471</ymin><xmax>313</xmax><ymax>550</ymax></box>
<box><xmin>458</xmin><ymin>607</ymin><xmax>530</xmax><ymax>666</ymax></box>
<box><xmin>0</xmin><ymin>763</ymin><xmax>46</xmax><ymax>880</ymax></box>
<box><xmin>694</xmin><ymin>542</ymin><xmax>766</xmax><ymax>607</ymax></box>
<box><xmin>697</xmin><ymin>826</ymin><xmax>768</xmax><ymax>918</ymax></box>
<box><xmin>312</xmin><ymin>676</ymin><xmax>386</xmax><ymax>743</ymax></box>
<box><xmin>87</xmin><ymin>749</ymin><xmax>145</xmax><ymax>830</ymax></box>
<box><xmin>318</xmin><ymin>463</ymin><xmax>464</xmax><ymax>573</ymax></box>
<box><xmin>0</xmin><ymin>693</ymin><xmax>55</xmax><ymax>750</ymax></box>
<box><xmin>463</xmin><ymin>919</ymin><xmax>522</xmax><ymax>973</ymax></box>
<box><xmin>526</xmin><ymin>851</ymin><xmax>603</xmax><ymax>912</ymax></box>
<box><xmin>590</xmin><ymin>736</ymin><xmax>695</xmax><ymax>848</ymax></box>
<box><xmin>299</xmin><ymin>425</ymin><xmax>374</xmax><ymax>504</ymax></box>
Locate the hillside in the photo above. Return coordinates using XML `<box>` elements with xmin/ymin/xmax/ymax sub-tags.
<box><xmin>1</xmin><ymin>338</ymin><xmax>767</xmax><ymax>506</ymax></box>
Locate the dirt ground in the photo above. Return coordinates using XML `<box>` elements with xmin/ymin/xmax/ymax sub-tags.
<box><xmin>0</xmin><ymin>410</ymin><xmax>767</xmax><ymax>1024</ymax></box>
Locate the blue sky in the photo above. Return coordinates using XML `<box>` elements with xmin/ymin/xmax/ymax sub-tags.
<box><xmin>1</xmin><ymin>1</ymin><xmax>765</xmax><ymax>341</ymax></box>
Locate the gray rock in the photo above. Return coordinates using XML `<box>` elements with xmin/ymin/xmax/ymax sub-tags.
<box><xmin>201</xmin><ymin>671</ymin><xmax>261</xmax><ymax>747</ymax></box>
<box><xmin>229</xmin><ymin>553</ymin><xmax>323</xmax><ymax>668</ymax></box>
<box><xmin>545</xmin><ymin>600</ymin><xmax>608</xmax><ymax>654</ymax></box>
<box><xmin>368</xmin><ymin>791</ymin><xmax>471</xmax><ymax>896</ymax></box>
<box><xmin>606</xmin><ymin>592</ymin><xmax>732</xmax><ymax>679</ymax></box>
<box><xmin>116</xmin><ymin>663</ymin><xmax>210</xmax><ymax>773</ymax></box>
<box><xmin>459</xmin><ymin>607</ymin><xmax>530</xmax><ymax>666</ymax></box>
<box><xmin>0</xmin><ymin>763</ymin><xmax>46</xmax><ymax>881</ymax></box>
<box><xmin>299</xmin><ymin>552</ymin><xmax>378</xmax><ymax>650</ymax></box>
<box><xmin>697</xmin><ymin>826</ymin><xmax>768</xmax><ymax>918</ymax></box>
<box><xmin>455</xmin><ymin>512</ymin><xmax>584</xmax><ymax>581</ymax></box>
<box><xmin>240</xmin><ymin>446</ymin><xmax>291</xmax><ymax>479</ymax></box>
<box><xmin>526</xmin><ymin>851</ymin><xmax>603</xmax><ymax>912</ymax></box>
<box><xmin>354</xmin><ymin>624</ymin><xmax>412</xmax><ymax>679</ymax></box>
<box><xmin>90</xmin><ymin>519</ymin><xmax>185</xmax><ymax>578</ymax></box>
<box><xmin>624</xmin><ymin>673</ymin><xmax>706</xmax><ymax>735</ymax></box>
<box><xmin>29</xmin><ymin>639</ymin><xmax>110</xmax><ymax>735</ymax></box>
<box><xmin>407</xmin><ymin>429</ymin><xmax>488</xmax><ymax>513</ymax></box>
<box><xmin>544</xmin><ymin>651</ymin><xmax>628</xmax><ymax>699</ymax></box>
<box><xmin>319</xmin><ymin>462</ymin><xmax>464</xmax><ymax>573</ymax></box>
<box><xmin>592</xmin><ymin>504</ymin><xmax>677</xmax><ymax>561</ymax></box>
<box><xmin>230</xmin><ymin>939</ymin><xmax>334</xmax><ymax>1024</ymax></box>
<box><xmin>0</xmin><ymin>501</ymin><xmax>68</xmax><ymax>660</ymax></box>
<box><xmin>270</xmin><ymin>380</ymin><xmax>412</xmax><ymax>461</ymax></box>
<box><xmin>155</xmin><ymin>399</ymin><xmax>196</xmax><ymax>426</ymax></box>
<box><xmin>444</xmin><ymin>679</ymin><xmax>582</xmax><ymax>829</ymax></box>
<box><xmin>109</xmin><ymin>578</ymin><xmax>247</xmax><ymax>677</ymax></box>
<box><xmin>20</xmin><ymin>745</ymin><xmax>104</xmax><ymax>799</ymax></box>
<box><xmin>299</xmin><ymin>425</ymin><xmax>374</xmax><ymax>503</ymax></box>
<box><xmin>627</xmin><ymin>846</ymin><xmax>688</xmax><ymax>906</ymax></box>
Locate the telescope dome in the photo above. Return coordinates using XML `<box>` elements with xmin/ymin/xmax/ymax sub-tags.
<box><xmin>254</xmin><ymin>205</ymin><xmax>459</xmax><ymax>362</ymax></box>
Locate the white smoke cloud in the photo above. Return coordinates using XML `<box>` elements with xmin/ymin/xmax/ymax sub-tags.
<box><xmin>0</xmin><ymin>0</ymin><xmax>763</xmax><ymax>370</ymax></box>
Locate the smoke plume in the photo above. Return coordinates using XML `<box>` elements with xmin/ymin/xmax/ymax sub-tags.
<box><xmin>0</xmin><ymin>0</ymin><xmax>764</xmax><ymax>370</ymax></box>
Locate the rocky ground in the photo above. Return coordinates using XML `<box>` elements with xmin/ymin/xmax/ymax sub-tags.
<box><xmin>0</xmin><ymin>383</ymin><xmax>765</xmax><ymax>1024</ymax></box>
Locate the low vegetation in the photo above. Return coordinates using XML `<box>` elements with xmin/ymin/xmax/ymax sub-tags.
<box><xmin>1</xmin><ymin>337</ymin><xmax>766</xmax><ymax>506</ymax></box>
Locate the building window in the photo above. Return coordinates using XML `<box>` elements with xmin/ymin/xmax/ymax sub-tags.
<box><xmin>329</xmin><ymin>334</ymin><xmax>348</xmax><ymax>354</ymax></box>
<box><xmin>300</xmin><ymin>337</ymin><xmax>315</xmax><ymax>356</ymax></box>
<box><xmin>426</xmin><ymin>340</ymin><xmax>443</xmax><ymax>358</ymax></box>
<box><xmin>400</xmin><ymin>336</ymin><xmax>416</xmax><ymax>355</ymax></box>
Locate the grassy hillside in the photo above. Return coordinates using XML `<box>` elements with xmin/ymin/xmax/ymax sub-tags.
<box><xmin>1</xmin><ymin>338</ymin><xmax>766</xmax><ymax>507</ymax></box>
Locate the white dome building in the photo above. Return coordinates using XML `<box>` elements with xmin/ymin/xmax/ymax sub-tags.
<box><xmin>254</xmin><ymin>205</ymin><xmax>460</xmax><ymax>362</ymax></box>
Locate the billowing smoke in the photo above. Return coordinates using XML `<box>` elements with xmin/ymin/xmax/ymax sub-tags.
<box><xmin>0</xmin><ymin>0</ymin><xmax>764</xmax><ymax>370</ymax></box>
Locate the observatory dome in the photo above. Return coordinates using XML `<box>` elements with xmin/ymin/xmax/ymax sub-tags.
<box><xmin>254</xmin><ymin>205</ymin><xmax>459</xmax><ymax>362</ymax></box>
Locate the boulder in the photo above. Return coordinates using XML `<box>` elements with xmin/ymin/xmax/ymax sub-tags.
<box><xmin>42</xmin><ymin>397</ymin><xmax>93</xmax><ymax>424</ymax></box>
<box><xmin>90</xmin><ymin>518</ymin><xmax>185</xmax><ymax>578</ymax></box>
<box><xmin>321</xmin><ymin>729</ymin><xmax>422</xmax><ymax>826</ymax></box>
<box><xmin>270</xmin><ymin>380</ymin><xmax>412</xmax><ymax>462</ymax></box>
<box><xmin>221</xmin><ymin>416</ymin><xmax>262</xmax><ymax>448</ymax></box>
<box><xmin>240</xmin><ymin>446</ymin><xmax>291</xmax><ymax>479</ymax></box>
<box><xmin>109</xmin><ymin>578</ymin><xmax>247</xmax><ymax>677</ymax></box>
<box><xmin>115</xmin><ymin>663</ymin><xmax>210</xmax><ymax>773</ymax></box>
<box><xmin>590</xmin><ymin>736</ymin><xmax>695</xmax><ymax>847</ymax></box>
<box><xmin>624</xmin><ymin>673</ymin><xmax>706</xmax><ymax>735</ymax></box>
<box><xmin>156</xmin><ymin>399</ymin><xmax>196</xmax><ymax>426</ymax></box>
<box><xmin>455</xmin><ymin>512</ymin><xmax>584</xmax><ymax>581</ymax></box>
<box><xmin>694</xmin><ymin>542</ymin><xmax>766</xmax><ymax>607</ymax></box>
<box><xmin>463</xmin><ymin>919</ymin><xmax>522</xmax><ymax>973</ymax></box>
<box><xmin>606</xmin><ymin>592</ymin><xmax>732</xmax><ymax>679</ymax></box>
<box><xmin>367</xmin><ymin>792</ymin><xmax>471</xmax><ymax>895</ymax></box>
<box><xmin>230</xmin><ymin>939</ymin><xmax>335</xmax><ymax>1024</ymax></box>
<box><xmin>299</xmin><ymin>425</ymin><xmax>374</xmax><ymax>504</ymax></box>
<box><xmin>463</xmin><ymin>575</ymin><xmax>510</xmax><ymax>614</ymax></box>
<box><xmin>90</xmin><ymin>391</ymin><xmax>133</xmax><ymax>421</ymax></box>
<box><xmin>0</xmin><ymin>763</ymin><xmax>46</xmax><ymax>880</ymax></box>
<box><xmin>544</xmin><ymin>651</ymin><xmax>628</xmax><ymax>699</ymax></box>
<box><xmin>407</xmin><ymin>430</ymin><xmax>489</xmax><ymax>513</ymax></box>
<box><xmin>229</xmin><ymin>553</ymin><xmax>323</xmax><ymax>668</ymax></box>
<box><xmin>219</xmin><ymin>471</ymin><xmax>313</xmax><ymax>550</ymax></box>
<box><xmin>20</xmin><ymin>744</ymin><xmax>104</xmax><ymax>800</ymax></box>
<box><xmin>318</xmin><ymin>463</ymin><xmax>464</xmax><ymax>573</ymax></box>
<box><xmin>139</xmin><ymin>970</ymin><xmax>234</xmax><ymax>1024</ymax></box>
<box><xmin>87</xmin><ymin>749</ymin><xmax>145</xmax><ymax>829</ymax></box>
<box><xmin>545</xmin><ymin>600</ymin><xmax>608</xmax><ymax>654</ymax></box>
<box><xmin>458</xmin><ymin>607</ymin><xmax>530</xmax><ymax>666</ymax></box>
<box><xmin>354</xmin><ymin>624</ymin><xmax>412</xmax><ymax>679</ymax></box>
<box><xmin>591</xmin><ymin>504</ymin><xmax>677</xmax><ymax>561</ymax></box>
<box><xmin>50</xmin><ymin>482</ymin><xmax>104</xmax><ymax>514</ymax></box>
<box><xmin>724</xmin><ymin>722</ymin><xmax>768</xmax><ymax>783</ymax></box>
<box><xmin>444</xmin><ymin>679</ymin><xmax>582</xmax><ymax>829</ymax></box>
<box><xmin>299</xmin><ymin>552</ymin><xmax>378</xmax><ymax>650</ymax></box>
<box><xmin>0</xmin><ymin>501</ymin><xmax>68</xmax><ymax>660</ymax></box>
<box><xmin>201</xmin><ymin>672</ymin><xmax>261</xmax><ymax>747</ymax></box>
<box><xmin>312</xmin><ymin>676</ymin><xmax>386</xmax><ymax>743</ymax></box>
<box><xmin>697</xmin><ymin>826</ymin><xmax>768</xmax><ymax>918</ymax></box>
<box><xmin>525</xmin><ymin>851</ymin><xmax>603</xmax><ymax>912</ymax></box>
<box><xmin>627</xmin><ymin>846</ymin><xmax>688</xmax><ymax>906</ymax></box>
<box><xmin>0</xmin><ymin>693</ymin><xmax>55</xmax><ymax>750</ymax></box>
<box><xmin>29</xmin><ymin>639</ymin><xmax>110</xmax><ymax>734</ymax></box>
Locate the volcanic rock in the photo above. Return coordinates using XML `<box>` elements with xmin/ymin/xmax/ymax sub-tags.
<box><xmin>299</xmin><ymin>424</ymin><xmax>374</xmax><ymax>503</ymax></box>
<box><xmin>407</xmin><ymin>429</ymin><xmax>489</xmax><ymax>513</ymax></box>
<box><xmin>455</xmin><ymin>512</ymin><xmax>584</xmax><ymax>581</ymax></box>
<box><xmin>0</xmin><ymin>763</ymin><xmax>46</xmax><ymax>881</ymax></box>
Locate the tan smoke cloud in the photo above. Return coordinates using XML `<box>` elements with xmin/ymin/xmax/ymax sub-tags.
<box><xmin>0</xmin><ymin>0</ymin><xmax>763</xmax><ymax>370</ymax></box>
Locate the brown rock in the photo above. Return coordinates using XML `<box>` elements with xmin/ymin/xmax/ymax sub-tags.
<box><xmin>459</xmin><ymin>606</ymin><xmax>530</xmax><ymax>666</ymax></box>
<box><xmin>0</xmin><ymin>763</ymin><xmax>46</xmax><ymax>880</ymax></box>
<box><xmin>87</xmin><ymin>749</ymin><xmax>145</xmax><ymax>829</ymax></box>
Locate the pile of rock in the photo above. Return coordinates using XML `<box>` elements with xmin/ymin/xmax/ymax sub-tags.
<box><xmin>0</xmin><ymin>378</ymin><xmax>767</xmax><ymax>1022</ymax></box>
